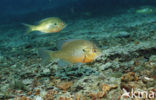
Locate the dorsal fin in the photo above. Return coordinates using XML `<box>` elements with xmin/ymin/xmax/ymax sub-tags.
<box><xmin>56</xmin><ymin>39</ymin><xmax>79</xmax><ymax>50</ymax></box>
<box><xmin>56</xmin><ymin>39</ymin><xmax>67</xmax><ymax>50</ymax></box>
<box><xmin>39</xmin><ymin>17</ymin><xmax>56</xmax><ymax>23</ymax></box>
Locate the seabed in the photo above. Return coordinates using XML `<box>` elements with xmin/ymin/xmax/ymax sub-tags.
<box><xmin>0</xmin><ymin>7</ymin><xmax>156</xmax><ymax>100</ymax></box>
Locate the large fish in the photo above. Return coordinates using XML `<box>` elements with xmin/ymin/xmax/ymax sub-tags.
<box><xmin>39</xmin><ymin>39</ymin><xmax>101</xmax><ymax>64</ymax></box>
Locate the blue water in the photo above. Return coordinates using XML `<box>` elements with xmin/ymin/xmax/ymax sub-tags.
<box><xmin>1</xmin><ymin>0</ymin><xmax>156</xmax><ymax>23</ymax></box>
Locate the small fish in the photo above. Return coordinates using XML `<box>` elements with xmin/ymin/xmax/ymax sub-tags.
<box><xmin>38</xmin><ymin>39</ymin><xmax>101</xmax><ymax>64</ymax></box>
<box><xmin>23</xmin><ymin>17</ymin><xmax>66</xmax><ymax>34</ymax></box>
<box><xmin>136</xmin><ymin>7</ymin><xmax>154</xmax><ymax>14</ymax></box>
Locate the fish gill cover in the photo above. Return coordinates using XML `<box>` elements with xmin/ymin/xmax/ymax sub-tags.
<box><xmin>0</xmin><ymin>0</ymin><xmax>156</xmax><ymax>100</ymax></box>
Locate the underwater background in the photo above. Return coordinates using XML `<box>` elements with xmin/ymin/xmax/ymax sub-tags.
<box><xmin>0</xmin><ymin>0</ymin><xmax>156</xmax><ymax>100</ymax></box>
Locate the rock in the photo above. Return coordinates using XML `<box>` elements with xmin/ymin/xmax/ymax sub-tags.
<box><xmin>99</xmin><ymin>62</ymin><xmax>112</xmax><ymax>70</ymax></box>
<box><xmin>43</xmin><ymin>68</ymin><xmax>50</xmax><ymax>74</ymax></box>
<box><xmin>121</xmin><ymin>72</ymin><xmax>139</xmax><ymax>82</ymax></box>
<box><xmin>57</xmin><ymin>81</ymin><xmax>73</xmax><ymax>91</ymax></box>
<box><xmin>34</xmin><ymin>96</ymin><xmax>43</xmax><ymax>100</ymax></box>
<box><xmin>149</xmin><ymin>55</ymin><xmax>156</xmax><ymax>62</ymax></box>
<box><xmin>115</xmin><ymin>31</ymin><xmax>130</xmax><ymax>38</ymax></box>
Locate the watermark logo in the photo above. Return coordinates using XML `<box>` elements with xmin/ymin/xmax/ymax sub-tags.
<box><xmin>121</xmin><ymin>88</ymin><xmax>155</xmax><ymax>99</ymax></box>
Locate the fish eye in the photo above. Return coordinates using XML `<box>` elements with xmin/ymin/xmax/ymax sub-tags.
<box><xmin>82</xmin><ymin>49</ymin><xmax>86</xmax><ymax>52</ymax></box>
<box><xmin>54</xmin><ymin>23</ymin><xmax>57</xmax><ymax>25</ymax></box>
<box><xmin>93</xmin><ymin>49</ymin><xmax>96</xmax><ymax>53</ymax></box>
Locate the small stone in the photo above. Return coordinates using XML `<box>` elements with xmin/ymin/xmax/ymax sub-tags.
<box><xmin>43</xmin><ymin>68</ymin><xmax>50</xmax><ymax>74</ymax></box>
<box><xmin>101</xmin><ymin>84</ymin><xmax>111</xmax><ymax>93</ymax></box>
<box><xmin>22</xmin><ymin>79</ymin><xmax>33</xmax><ymax>85</ymax></box>
<box><xmin>35</xmin><ymin>89</ymin><xmax>40</xmax><ymax>95</ymax></box>
<box><xmin>121</xmin><ymin>72</ymin><xmax>138</xmax><ymax>82</ymax></box>
<box><xmin>35</xmin><ymin>96</ymin><xmax>43</xmax><ymax>100</ymax></box>
<box><xmin>149</xmin><ymin>55</ymin><xmax>156</xmax><ymax>62</ymax></box>
<box><xmin>115</xmin><ymin>31</ymin><xmax>130</xmax><ymax>38</ymax></box>
<box><xmin>99</xmin><ymin>62</ymin><xmax>112</xmax><ymax>70</ymax></box>
<box><xmin>57</xmin><ymin>81</ymin><xmax>73</xmax><ymax>91</ymax></box>
<box><xmin>27</xmin><ymin>91</ymin><xmax>32</xmax><ymax>95</ymax></box>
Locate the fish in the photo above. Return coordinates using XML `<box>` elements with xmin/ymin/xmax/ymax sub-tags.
<box><xmin>136</xmin><ymin>7</ymin><xmax>154</xmax><ymax>14</ymax></box>
<box><xmin>23</xmin><ymin>17</ymin><xmax>66</xmax><ymax>34</ymax></box>
<box><xmin>38</xmin><ymin>39</ymin><xmax>101</xmax><ymax>65</ymax></box>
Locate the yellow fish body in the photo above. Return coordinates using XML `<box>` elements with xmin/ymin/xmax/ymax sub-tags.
<box><xmin>24</xmin><ymin>17</ymin><xmax>66</xmax><ymax>34</ymax></box>
<box><xmin>39</xmin><ymin>39</ymin><xmax>101</xmax><ymax>64</ymax></box>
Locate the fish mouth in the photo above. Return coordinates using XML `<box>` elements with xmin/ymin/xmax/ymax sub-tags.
<box><xmin>82</xmin><ymin>55</ymin><xmax>94</xmax><ymax>63</ymax></box>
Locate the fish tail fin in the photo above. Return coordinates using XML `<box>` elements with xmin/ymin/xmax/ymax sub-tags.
<box><xmin>22</xmin><ymin>23</ymin><xmax>36</xmax><ymax>34</ymax></box>
<box><xmin>38</xmin><ymin>48</ymin><xmax>56</xmax><ymax>66</ymax></box>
